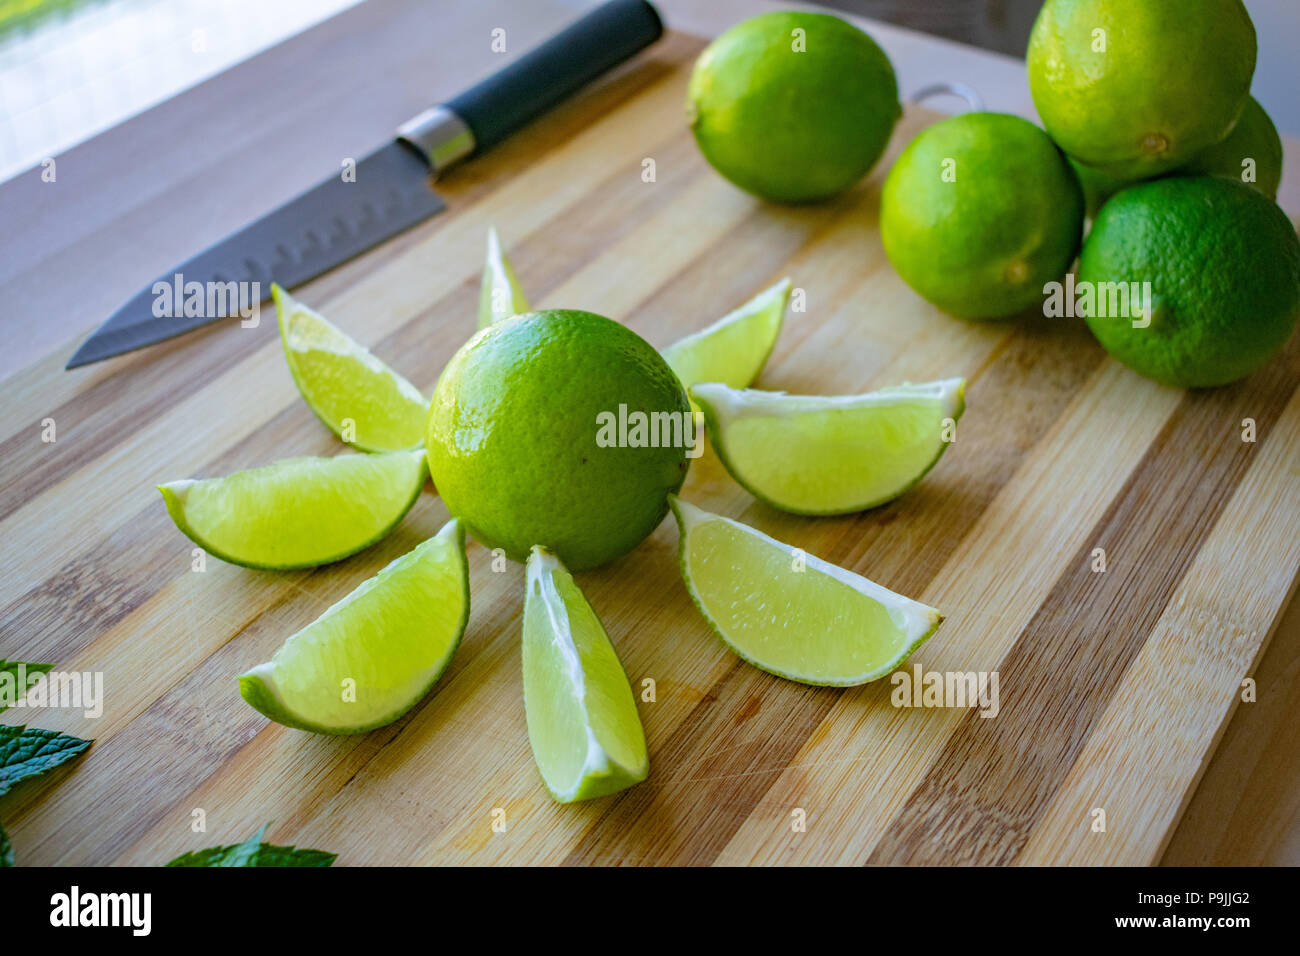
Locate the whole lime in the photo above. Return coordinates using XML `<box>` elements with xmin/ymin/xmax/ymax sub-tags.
<box><xmin>1028</xmin><ymin>0</ymin><xmax>1256</xmax><ymax>180</ymax></box>
<box><xmin>426</xmin><ymin>310</ymin><xmax>691</xmax><ymax>570</ymax></box>
<box><xmin>880</xmin><ymin>112</ymin><xmax>1084</xmax><ymax>320</ymax></box>
<box><xmin>687</xmin><ymin>11</ymin><xmax>900</xmax><ymax>203</ymax></box>
<box><xmin>1079</xmin><ymin>177</ymin><xmax>1300</xmax><ymax>388</ymax></box>
<box><xmin>1178</xmin><ymin>96</ymin><xmax>1283</xmax><ymax>200</ymax></box>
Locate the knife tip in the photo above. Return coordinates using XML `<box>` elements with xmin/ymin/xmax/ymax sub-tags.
<box><xmin>65</xmin><ymin>341</ymin><xmax>105</xmax><ymax>370</ymax></box>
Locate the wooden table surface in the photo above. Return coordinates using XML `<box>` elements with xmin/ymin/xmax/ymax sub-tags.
<box><xmin>0</xmin><ymin>0</ymin><xmax>1296</xmax><ymax>865</ymax></box>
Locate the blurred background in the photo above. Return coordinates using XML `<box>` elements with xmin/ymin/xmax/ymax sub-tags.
<box><xmin>1</xmin><ymin>0</ymin><xmax>1296</xmax><ymax>184</ymax></box>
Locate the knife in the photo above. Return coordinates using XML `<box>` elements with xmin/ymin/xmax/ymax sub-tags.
<box><xmin>66</xmin><ymin>0</ymin><xmax>663</xmax><ymax>370</ymax></box>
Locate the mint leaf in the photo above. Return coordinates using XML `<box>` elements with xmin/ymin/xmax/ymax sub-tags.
<box><xmin>249</xmin><ymin>843</ymin><xmax>336</xmax><ymax>867</ymax></box>
<box><xmin>0</xmin><ymin>726</ymin><xmax>92</xmax><ymax>797</ymax></box>
<box><xmin>165</xmin><ymin>824</ymin><xmax>336</xmax><ymax>867</ymax></box>
<box><xmin>0</xmin><ymin>820</ymin><xmax>12</xmax><ymax>867</ymax></box>
<box><xmin>219</xmin><ymin>824</ymin><xmax>267</xmax><ymax>867</ymax></box>
<box><xmin>0</xmin><ymin>660</ymin><xmax>53</xmax><ymax>714</ymax></box>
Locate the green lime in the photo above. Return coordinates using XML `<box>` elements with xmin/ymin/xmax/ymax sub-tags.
<box><xmin>239</xmin><ymin>518</ymin><xmax>468</xmax><ymax>734</ymax></box>
<box><xmin>274</xmin><ymin>285</ymin><xmax>427</xmax><ymax>452</ymax></box>
<box><xmin>692</xmin><ymin>378</ymin><xmax>965</xmax><ymax>515</ymax></box>
<box><xmin>671</xmin><ymin>497</ymin><xmax>942</xmax><ymax>686</ymax></box>
<box><xmin>522</xmin><ymin>547</ymin><xmax>648</xmax><ymax>802</ymax></box>
<box><xmin>159</xmin><ymin>449</ymin><xmax>426</xmax><ymax>569</ymax></box>
<box><xmin>1079</xmin><ymin>177</ymin><xmax>1300</xmax><ymax>388</ymax></box>
<box><xmin>1028</xmin><ymin>0</ymin><xmax>1256</xmax><ymax>180</ymax></box>
<box><xmin>1070</xmin><ymin>97</ymin><xmax>1282</xmax><ymax>218</ymax></box>
<box><xmin>660</xmin><ymin>277</ymin><xmax>790</xmax><ymax>407</ymax></box>
<box><xmin>478</xmin><ymin>226</ymin><xmax>530</xmax><ymax>329</ymax></box>
<box><xmin>880</xmin><ymin>112</ymin><xmax>1084</xmax><ymax>319</ymax></box>
<box><xmin>426</xmin><ymin>310</ymin><xmax>690</xmax><ymax>570</ymax></box>
<box><xmin>1069</xmin><ymin>158</ymin><xmax>1129</xmax><ymax>219</ymax></box>
<box><xmin>1178</xmin><ymin>96</ymin><xmax>1283</xmax><ymax>200</ymax></box>
<box><xmin>687</xmin><ymin>11</ymin><xmax>900</xmax><ymax>203</ymax></box>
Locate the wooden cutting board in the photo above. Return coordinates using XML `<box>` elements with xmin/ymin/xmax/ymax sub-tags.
<box><xmin>3</xmin><ymin>28</ymin><xmax>1299</xmax><ymax>867</ymax></box>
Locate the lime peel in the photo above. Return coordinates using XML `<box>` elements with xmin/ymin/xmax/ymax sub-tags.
<box><xmin>1027</xmin><ymin>0</ymin><xmax>1256</xmax><ymax>180</ymax></box>
<box><xmin>274</xmin><ymin>284</ymin><xmax>427</xmax><ymax>452</ymax></box>
<box><xmin>692</xmin><ymin>378</ymin><xmax>965</xmax><ymax>515</ymax></box>
<box><xmin>671</xmin><ymin>497</ymin><xmax>942</xmax><ymax>686</ymax></box>
<box><xmin>688</xmin><ymin>11</ymin><xmax>901</xmax><ymax>203</ymax></box>
<box><xmin>238</xmin><ymin>518</ymin><xmax>469</xmax><ymax>735</ymax></box>
<box><xmin>523</xmin><ymin>546</ymin><xmax>648</xmax><ymax>802</ymax></box>
<box><xmin>426</xmin><ymin>310</ymin><xmax>690</xmax><ymax>571</ymax></box>
<box><xmin>661</xmin><ymin>278</ymin><xmax>791</xmax><ymax>398</ymax></box>
<box><xmin>478</xmin><ymin>226</ymin><xmax>531</xmax><ymax>329</ymax></box>
<box><xmin>159</xmin><ymin>449</ymin><xmax>426</xmax><ymax>570</ymax></box>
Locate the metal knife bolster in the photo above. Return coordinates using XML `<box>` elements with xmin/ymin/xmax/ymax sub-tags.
<box><xmin>397</xmin><ymin>107</ymin><xmax>475</xmax><ymax>174</ymax></box>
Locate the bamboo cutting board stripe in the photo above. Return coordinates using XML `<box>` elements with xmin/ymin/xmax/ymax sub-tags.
<box><xmin>1019</xmin><ymin>383</ymin><xmax>1300</xmax><ymax>864</ymax></box>
<box><xmin>2</xmin><ymin>31</ymin><xmax>1298</xmax><ymax>867</ymax></box>
<box><xmin>869</xmin><ymin>336</ymin><xmax>1300</xmax><ymax>865</ymax></box>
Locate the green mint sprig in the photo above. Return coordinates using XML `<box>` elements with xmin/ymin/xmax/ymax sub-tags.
<box><xmin>165</xmin><ymin>823</ymin><xmax>336</xmax><ymax>867</ymax></box>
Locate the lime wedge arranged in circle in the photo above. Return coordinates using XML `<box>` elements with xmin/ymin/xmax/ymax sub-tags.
<box><xmin>671</xmin><ymin>497</ymin><xmax>942</xmax><ymax>685</ymax></box>
<box><xmin>239</xmin><ymin>518</ymin><xmax>468</xmax><ymax>734</ymax></box>
<box><xmin>661</xmin><ymin>278</ymin><xmax>790</xmax><ymax>396</ymax></box>
<box><xmin>691</xmin><ymin>378</ymin><xmax>965</xmax><ymax>515</ymax></box>
<box><xmin>478</xmin><ymin>226</ymin><xmax>531</xmax><ymax>329</ymax></box>
<box><xmin>274</xmin><ymin>284</ymin><xmax>428</xmax><ymax>452</ymax></box>
<box><xmin>159</xmin><ymin>449</ymin><xmax>426</xmax><ymax>570</ymax></box>
<box><xmin>522</xmin><ymin>546</ymin><xmax>649</xmax><ymax>802</ymax></box>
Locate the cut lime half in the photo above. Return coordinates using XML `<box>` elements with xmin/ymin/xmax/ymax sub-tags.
<box><xmin>523</xmin><ymin>547</ymin><xmax>648</xmax><ymax>802</ymax></box>
<box><xmin>661</xmin><ymin>278</ymin><xmax>791</xmax><ymax>399</ymax></box>
<box><xmin>239</xmin><ymin>518</ymin><xmax>469</xmax><ymax>734</ymax></box>
<box><xmin>691</xmin><ymin>378</ymin><xmax>964</xmax><ymax>515</ymax></box>
<box><xmin>671</xmin><ymin>497</ymin><xmax>942</xmax><ymax>685</ymax></box>
<box><xmin>159</xmin><ymin>449</ymin><xmax>426</xmax><ymax>569</ymax></box>
<box><xmin>274</xmin><ymin>284</ymin><xmax>428</xmax><ymax>452</ymax></box>
<box><xmin>478</xmin><ymin>226</ymin><xmax>531</xmax><ymax>329</ymax></box>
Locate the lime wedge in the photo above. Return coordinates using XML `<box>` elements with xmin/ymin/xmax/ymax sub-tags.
<box><xmin>478</xmin><ymin>226</ymin><xmax>530</xmax><ymax>329</ymax></box>
<box><xmin>158</xmin><ymin>449</ymin><xmax>426</xmax><ymax>570</ymax></box>
<box><xmin>274</xmin><ymin>284</ymin><xmax>428</xmax><ymax>451</ymax></box>
<box><xmin>670</xmin><ymin>497</ymin><xmax>942</xmax><ymax>685</ymax></box>
<box><xmin>522</xmin><ymin>546</ymin><xmax>648</xmax><ymax>802</ymax></box>
<box><xmin>661</xmin><ymin>278</ymin><xmax>790</xmax><ymax>395</ymax></box>
<box><xmin>239</xmin><ymin>518</ymin><xmax>468</xmax><ymax>734</ymax></box>
<box><xmin>691</xmin><ymin>378</ymin><xmax>965</xmax><ymax>515</ymax></box>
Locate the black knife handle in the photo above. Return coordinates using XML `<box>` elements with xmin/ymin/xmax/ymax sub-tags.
<box><xmin>447</xmin><ymin>0</ymin><xmax>663</xmax><ymax>153</ymax></box>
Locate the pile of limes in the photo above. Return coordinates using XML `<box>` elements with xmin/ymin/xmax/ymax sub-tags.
<box><xmin>1024</xmin><ymin>0</ymin><xmax>1298</xmax><ymax>388</ymax></box>
<box><xmin>687</xmin><ymin>1</ymin><xmax>1300</xmax><ymax>389</ymax></box>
